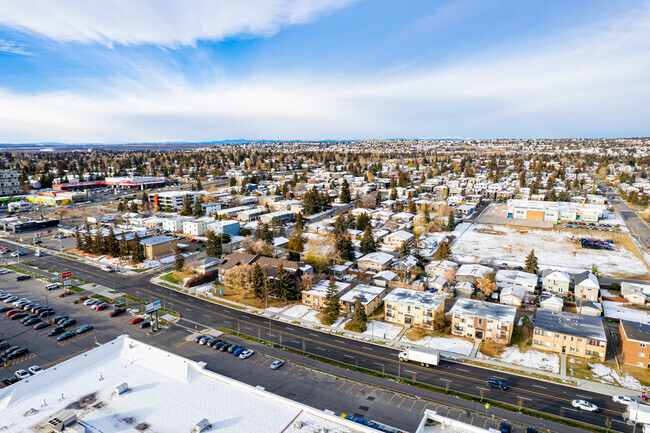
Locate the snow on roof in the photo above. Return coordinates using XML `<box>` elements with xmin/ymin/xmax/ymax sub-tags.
<box><xmin>383</xmin><ymin>288</ymin><xmax>445</xmax><ymax>310</ymax></box>
<box><xmin>426</xmin><ymin>260</ymin><xmax>458</xmax><ymax>271</ymax></box>
<box><xmin>302</xmin><ymin>279</ymin><xmax>350</xmax><ymax>296</ymax></box>
<box><xmin>540</xmin><ymin>295</ymin><xmax>564</xmax><ymax>306</ymax></box>
<box><xmin>374</xmin><ymin>270</ymin><xmax>397</xmax><ymax>281</ymax></box>
<box><xmin>495</xmin><ymin>270</ymin><xmax>538</xmax><ymax>288</ymax></box>
<box><xmin>456</xmin><ymin>264</ymin><xmax>493</xmax><ymax>278</ymax></box>
<box><xmin>0</xmin><ymin>335</ymin><xmax>377</xmax><ymax>433</ymax></box>
<box><xmin>543</xmin><ymin>270</ymin><xmax>571</xmax><ymax>282</ymax></box>
<box><xmin>358</xmin><ymin>251</ymin><xmax>394</xmax><ymax>265</ymax></box>
<box><xmin>386</xmin><ymin>230</ymin><xmax>414</xmax><ymax>241</ymax></box>
<box><xmin>340</xmin><ymin>284</ymin><xmax>385</xmax><ymax>305</ymax></box>
<box><xmin>534</xmin><ymin>310</ymin><xmax>606</xmax><ymax>341</ymax></box>
<box><xmin>450</xmin><ymin>298</ymin><xmax>517</xmax><ymax>323</ymax></box>
<box><xmin>575</xmin><ymin>272</ymin><xmax>599</xmax><ymax>288</ymax></box>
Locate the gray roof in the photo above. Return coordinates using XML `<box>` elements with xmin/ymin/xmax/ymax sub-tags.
<box><xmin>449</xmin><ymin>298</ymin><xmax>516</xmax><ymax>323</ymax></box>
<box><xmin>383</xmin><ymin>288</ymin><xmax>445</xmax><ymax>310</ymax></box>
<box><xmin>534</xmin><ymin>309</ymin><xmax>606</xmax><ymax>341</ymax></box>
<box><xmin>621</xmin><ymin>320</ymin><xmax>650</xmax><ymax>343</ymax></box>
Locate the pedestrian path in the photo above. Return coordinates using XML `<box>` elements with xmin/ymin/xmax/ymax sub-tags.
<box><xmin>469</xmin><ymin>339</ymin><xmax>481</xmax><ymax>357</ymax></box>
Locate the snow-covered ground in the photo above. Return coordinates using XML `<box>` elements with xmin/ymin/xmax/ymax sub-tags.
<box><xmin>452</xmin><ymin>224</ymin><xmax>648</xmax><ymax>277</ymax></box>
<box><xmin>282</xmin><ymin>304</ymin><xmax>312</xmax><ymax>319</ymax></box>
<box><xmin>265</xmin><ymin>306</ymin><xmax>284</xmax><ymax>314</ymax></box>
<box><xmin>302</xmin><ymin>309</ymin><xmax>321</xmax><ymax>323</ymax></box>
<box><xmin>478</xmin><ymin>347</ymin><xmax>559</xmax><ymax>373</ymax></box>
<box><xmin>603</xmin><ymin>301</ymin><xmax>650</xmax><ymax>324</ymax></box>
<box><xmin>589</xmin><ymin>363</ymin><xmax>648</xmax><ymax>391</ymax></box>
<box><xmin>601</xmin><ymin>210</ymin><xmax>628</xmax><ymax>230</ymax></box>
<box><xmin>401</xmin><ymin>335</ymin><xmax>474</xmax><ymax>356</ymax></box>
<box><xmin>362</xmin><ymin>320</ymin><xmax>403</xmax><ymax>340</ymax></box>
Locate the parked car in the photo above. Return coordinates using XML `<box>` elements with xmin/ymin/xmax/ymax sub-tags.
<box><xmin>57</xmin><ymin>331</ymin><xmax>76</xmax><ymax>341</ymax></box>
<box><xmin>270</xmin><ymin>359</ymin><xmax>285</xmax><ymax>370</ymax></box>
<box><xmin>48</xmin><ymin>326</ymin><xmax>66</xmax><ymax>337</ymax></box>
<box><xmin>194</xmin><ymin>335</ymin><xmax>204</xmax><ymax>343</ymax></box>
<box><xmin>206</xmin><ymin>337</ymin><xmax>221</xmax><ymax>347</ymax></box>
<box><xmin>0</xmin><ymin>306</ymin><xmax>11</xmax><ymax>313</ymax></box>
<box><xmin>139</xmin><ymin>320</ymin><xmax>151</xmax><ymax>328</ymax></box>
<box><xmin>28</xmin><ymin>366</ymin><xmax>42</xmax><ymax>375</ymax></box>
<box><xmin>498</xmin><ymin>422</ymin><xmax>512</xmax><ymax>433</ymax></box>
<box><xmin>109</xmin><ymin>307</ymin><xmax>126</xmax><ymax>317</ymax></box>
<box><xmin>10</xmin><ymin>312</ymin><xmax>28</xmax><ymax>320</ymax></box>
<box><xmin>94</xmin><ymin>303</ymin><xmax>109</xmax><ymax>311</ymax></box>
<box><xmin>34</xmin><ymin>322</ymin><xmax>51</xmax><ymax>330</ymax></box>
<box><xmin>486</xmin><ymin>378</ymin><xmax>507</xmax><ymax>390</ymax></box>
<box><xmin>76</xmin><ymin>325</ymin><xmax>93</xmax><ymax>334</ymax></box>
<box><xmin>233</xmin><ymin>347</ymin><xmax>246</xmax><ymax>356</ymax></box>
<box><xmin>23</xmin><ymin>317</ymin><xmax>41</xmax><ymax>326</ymax></box>
<box><xmin>219</xmin><ymin>343</ymin><xmax>232</xmax><ymax>352</ymax></box>
<box><xmin>572</xmin><ymin>400</ymin><xmax>599</xmax><ymax>412</ymax></box>
<box><xmin>2</xmin><ymin>376</ymin><xmax>19</xmax><ymax>386</ymax></box>
<box><xmin>239</xmin><ymin>349</ymin><xmax>255</xmax><ymax>359</ymax></box>
<box><xmin>6</xmin><ymin>309</ymin><xmax>21</xmax><ymax>316</ymax></box>
<box><xmin>52</xmin><ymin>315</ymin><xmax>69</xmax><ymax>324</ymax></box>
<box><xmin>612</xmin><ymin>395</ymin><xmax>635</xmax><ymax>405</ymax></box>
<box><xmin>16</xmin><ymin>275</ymin><xmax>31</xmax><ymax>281</ymax></box>
<box><xmin>60</xmin><ymin>318</ymin><xmax>77</xmax><ymax>328</ymax></box>
<box><xmin>39</xmin><ymin>309</ymin><xmax>55</xmax><ymax>317</ymax></box>
<box><xmin>214</xmin><ymin>342</ymin><xmax>226</xmax><ymax>350</ymax></box>
<box><xmin>130</xmin><ymin>316</ymin><xmax>144</xmax><ymax>324</ymax></box>
<box><xmin>227</xmin><ymin>345</ymin><xmax>240</xmax><ymax>353</ymax></box>
<box><xmin>198</xmin><ymin>336</ymin><xmax>211</xmax><ymax>345</ymax></box>
<box><xmin>0</xmin><ymin>341</ymin><xmax>9</xmax><ymax>351</ymax></box>
<box><xmin>20</xmin><ymin>314</ymin><xmax>39</xmax><ymax>323</ymax></box>
<box><xmin>1</xmin><ymin>346</ymin><xmax>20</xmax><ymax>357</ymax></box>
<box><xmin>6</xmin><ymin>347</ymin><xmax>28</xmax><ymax>359</ymax></box>
<box><xmin>84</xmin><ymin>298</ymin><xmax>98</xmax><ymax>306</ymax></box>
<box><xmin>14</xmin><ymin>369</ymin><xmax>30</xmax><ymax>380</ymax></box>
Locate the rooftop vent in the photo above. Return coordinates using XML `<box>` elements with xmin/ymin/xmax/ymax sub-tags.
<box><xmin>115</xmin><ymin>383</ymin><xmax>129</xmax><ymax>395</ymax></box>
<box><xmin>192</xmin><ymin>419</ymin><xmax>211</xmax><ymax>433</ymax></box>
<box><xmin>48</xmin><ymin>412</ymin><xmax>77</xmax><ymax>432</ymax></box>
<box><xmin>293</xmin><ymin>421</ymin><xmax>305</xmax><ymax>429</ymax></box>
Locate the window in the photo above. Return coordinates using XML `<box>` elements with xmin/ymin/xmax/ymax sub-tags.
<box><xmin>641</xmin><ymin>343</ymin><xmax>646</xmax><ymax>348</ymax></box>
<box><xmin>577</xmin><ymin>338</ymin><xmax>583</xmax><ymax>343</ymax></box>
<box><xmin>640</xmin><ymin>352</ymin><xmax>645</xmax><ymax>358</ymax></box>
<box><xmin>478</xmin><ymin>319</ymin><xmax>483</xmax><ymax>327</ymax></box>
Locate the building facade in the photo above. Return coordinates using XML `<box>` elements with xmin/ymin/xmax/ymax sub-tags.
<box><xmin>532</xmin><ymin>310</ymin><xmax>607</xmax><ymax>359</ymax></box>
<box><xmin>450</xmin><ymin>298</ymin><xmax>516</xmax><ymax>344</ymax></box>
<box><xmin>383</xmin><ymin>288</ymin><xmax>445</xmax><ymax>329</ymax></box>
<box><xmin>619</xmin><ymin>320</ymin><xmax>650</xmax><ymax>368</ymax></box>
<box><xmin>0</xmin><ymin>170</ymin><xmax>20</xmax><ymax>196</ymax></box>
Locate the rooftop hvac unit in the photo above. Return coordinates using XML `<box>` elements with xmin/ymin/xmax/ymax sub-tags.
<box><xmin>192</xmin><ymin>418</ymin><xmax>211</xmax><ymax>433</ymax></box>
<box><xmin>47</xmin><ymin>412</ymin><xmax>77</xmax><ymax>432</ymax></box>
<box><xmin>115</xmin><ymin>383</ymin><xmax>129</xmax><ymax>395</ymax></box>
<box><xmin>317</xmin><ymin>429</ymin><xmax>328</xmax><ymax>433</ymax></box>
<box><xmin>293</xmin><ymin>421</ymin><xmax>304</xmax><ymax>429</ymax></box>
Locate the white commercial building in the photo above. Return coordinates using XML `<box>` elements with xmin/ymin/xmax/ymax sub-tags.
<box><xmin>182</xmin><ymin>217</ymin><xmax>213</xmax><ymax>236</ymax></box>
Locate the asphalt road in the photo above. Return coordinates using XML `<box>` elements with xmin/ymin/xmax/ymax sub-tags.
<box><xmin>1</xmin><ymin>241</ymin><xmax>634</xmax><ymax>432</ymax></box>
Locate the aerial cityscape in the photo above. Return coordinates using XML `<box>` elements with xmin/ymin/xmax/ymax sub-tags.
<box><xmin>1</xmin><ymin>2</ymin><xmax>650</xmax><ymax>433</ymax></box>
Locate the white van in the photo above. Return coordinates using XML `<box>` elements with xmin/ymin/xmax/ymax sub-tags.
<box><xmin>35</xmin><ymin>249</ymin><xmax>44</xmax><ymax>257</ymax></box>
<box><xmin>45</xmin><ymin>283</ymin><xmax>60</xmax><ymax>291</ymax></box>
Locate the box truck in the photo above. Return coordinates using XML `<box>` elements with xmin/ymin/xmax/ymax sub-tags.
<box><xmin>398</xmin><ymin>347</ymin><xmax>440</xmax><ymax>367</ymax></box>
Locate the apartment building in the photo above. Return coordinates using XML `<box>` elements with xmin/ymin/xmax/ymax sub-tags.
<box><xmin>619</xmin><ymin>320</ymin><xmax>650</xmax><ymax>368</ymax></box>
<box><xmin>150</xmin><ymin>191</ymin><xmax>201</xmax><ymax>210</ymax></box>
<box><xmin>532</xmin><ymin>310</ymin><xmax>607</xmax><ymax>359</ymax></box>
<box><xmin>339</xmin><ymin>284</ymin><xmax>386</xmax><ymax>315</ymax></box>
<box><xmin>301</xmin><ymin>279</ymin><xmax>350</xmax><ymax>309</ymax></box>
<box><xmin>573</xmin><ymin>271</ymin><xmax>600</xmax><ymax>302</ymax></box>
<box><xmin>0</xmin><ymin>170</ymin><xmax>20</xmax><ymax>196</ymax></box>
<box><xmin>495</xmin><ymin>270</ymin><xmax>538</xmax><ymax>293</ymax></box>
<box><xmin>383</xmin><ymin>288</ymin><xmax>445</xmax><ymax>329</ymax></box>
<box><xmin>450</xmin><ymin>298</ymin><xmax>516</xmax><ymax>344</ymax></box>
<box><xmin>207</xmin><ymin>220</ymin><xmax>240</xmax><ymax>236</ymax></box>
<box><xmin>259</xmin><ymin>210</ymin><xmax>294</xmax><ymax>225</ymax></box>
<box><xmin>182</xmin><ymin>217</ymin><xmax>212</xmax><ymax>236</ymax></box>
<box><xmin>541</xmin><ymin>270</ymin><xmax>571</xmax><ymax>296</ymax></box>
<box><xmin>140</xmin><ymin>235</ymin><xmax>179</xmax><ymax>260</ymax></box>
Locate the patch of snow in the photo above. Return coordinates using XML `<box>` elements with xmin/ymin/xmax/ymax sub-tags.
<box><xmin>402</xmin><ymin>335</ymin><xmax>474</xmax><ymax>356</ymax></box>
<box><xmin>302</xmin><ymin>309</ymin><xmax>320</xmax><ymax>323</ymax></box>
<box><xmin>603</xmin><ymin>301</ymin><xmax>650</xmax><ymax>324</ymax></box>
<box><xmin>282</xmin><ymin>304</ymin><xmax>312</xmax><ymax>319</ymax></box>
<box><xmin>265</xmin><ymin>306</ymin><xmax>284</xmax><ymax>314</ymax></box>
<box><xmin>495</xmin><ymin>347</ymin><xmax>559</xmax><ymax>373</ymax></box>
<box><xmin>452</xmin><ymin>224</ymin><xmax>648</xmax><ymax>277</ymax></box>
<box><xmin>335</xmin><ymin>318</ymin><xmax>351</xmax><ymax>328</ymax></box>
<box><xmin>589</xmin><ymin>363</ymin><xmax>648</xmax><ymax>391</ymax></box>
<box><xmin>362</xmin><ymin>321</ymin><xmax>402</xmax><ymax>340</ymax></box>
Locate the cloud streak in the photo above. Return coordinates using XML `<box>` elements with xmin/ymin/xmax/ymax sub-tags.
<box><xmin>0</xmin><ymin>0</ymin><xmax>354</xmax><ymax>47</ymax></box>
<box><xmin>0</xmin><ymin>39</ymin><xmax>30</xmax><ymax>55</ymax></box>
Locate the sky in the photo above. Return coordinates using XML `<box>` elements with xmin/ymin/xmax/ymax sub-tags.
<box><xmin>0</xmin><ymin>0</ymin><xmax>648</xmax><ymax>143</ymax></box>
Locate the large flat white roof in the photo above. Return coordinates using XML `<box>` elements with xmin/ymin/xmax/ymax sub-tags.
<box><xmin>0</xmin><ymin>335</ymin><xmax>378</xmax><ymax>433</ymax></box>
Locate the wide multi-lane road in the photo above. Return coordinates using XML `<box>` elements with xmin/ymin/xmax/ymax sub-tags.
<box><xmin>3</xmin><ymin>240</ymin><xmax>632</xmax><ymax>432</ymax></box>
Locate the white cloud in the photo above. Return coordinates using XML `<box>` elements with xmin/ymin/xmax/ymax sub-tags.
<box><xmin>0</xmin><ymin>39</ymin><xmax>30</xmax><ymax>55</ymax></box>
<box><xmin>0</xmin><ymin>0</ymin><xmax>354</xmax><ymax>47</ymax></box>
<box><xmin>0</xmin><ymin>3</ymin><xmax>649</xmax><ymax>142</ymax></box>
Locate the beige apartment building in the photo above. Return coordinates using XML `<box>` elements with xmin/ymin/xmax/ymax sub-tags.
<box><xmin>532</xmin><ymin>310</ymin><xmax>607</xmax><ymax>359</ymax></box>
<box><xmin>383</xmin><ymin>288</ymin><xmax>445</xmax><ymax>329</ymax></box>
<box><xmin>449</xmin><ymin>298</ymin><xmax>516</xmax><ymax>344</ymax></box>
<box><xmin>140</xmin><ymin>235</ymin><xmax>180</xmax><ymax>260</ymax></box>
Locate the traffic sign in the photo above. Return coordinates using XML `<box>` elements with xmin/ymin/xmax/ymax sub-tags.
<box><xmin>145</xmin><ymin>300</ymin><xmax>162</xmax><ymax>314</ymax></box>
<box><xmin>485</xmin><ymin>404</ymin><xmax>489</xmax><ymax>409</ymax></box>
<box><xmin>61</xmin><ymin>271</ymin><xmax>72</xmax><ymax>279</ymax></box>
<box><xmin>51</xmin><ymin>276</ymin><xmax>59</xmax><ymax>281</ymax></box>
<box><xmin>63</xmin><ymin>280</ymin><xmax>72</xmax><ymax>286</ymax></box>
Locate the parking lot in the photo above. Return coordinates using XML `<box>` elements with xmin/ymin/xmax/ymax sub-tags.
<box><xmin>0</xmin><ymin>271</ymin><xmax>152</xmax><ymax>385</ymax></box>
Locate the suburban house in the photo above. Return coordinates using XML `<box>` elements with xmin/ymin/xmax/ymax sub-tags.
<box><xmin>539</xmin><ymin>294</ymin><xmax>564</xmax><ymax>312</ymax></box>
<box><xmin>139</xmin><ymin>235</ymin><xmax>180</xmax><ymax>260</ymax></box>
<box><xmin>428</xmin><ymin>275</ymin><xmax>448</xmax><ymax>291</ymax></box>
<box><xmin>339</xmin><ymin>284</ymin><xmax>386</xmax><ymax>315</ymax></box>
<box><xmin>499</xmin><ymin>286</ymin><xmax>527</xmax><ymax>307</ymax></box>
<box><xmin>541</xmin><ymin>270</ymin><xmax>571</xmax><ymax>296</ymax></box>
<box><xmin>383</xmin><ymin>288</ymin><xmax>445</xmax><ymax>329</ymax></box>
<box><xmin>372</xmin><ymin>270</ymin><xmax>397</xmax><ymax>288</ymax></box>
<box><xmin>619</xmin><ymin>320</ymin><xmax>650</xmax><ymax>368</ymax></box>
<box><xmin>425</xmin><ymin>260</ymin><xmax>458</xmax><ymax>282</ymax></box>
<box><xmin>450</xmin><ymin>298</ymin><xmax>517</xmax><ymax>344</ymax></box>
<box><xmin>455</xmin><ymin>264</ymin><xmax>494</xmax><ymax>285</ymax></box>
<box><xmin>573</xmin><ymin>271</ymin><xmax>600</xmax><ymax>302</ymax></box>
<box><xmin>454</xmin><ymin>282</ymin><xmax>475</xmax><ymax>298</ymax></box>
<box><xmin>214</xmin><ymin>252</ymin><xmax>307</xmax><ymax>283</ymax></box>
<box><xmin>382</xmin><ymin>230</ymin><xmax>415</xmax><ymax>250</ymax></box>
<box><xmin>532</xmin><ymin>310</ymin><xmax>607</xmax><ymax>359</ymax></box>
<box><xmin>621</xmin><ymin>282</ymin><xmax>650</xmax><ymax>305</ymax></box>
<box><xmin>357</xmin><ymin>252</ymin><xmax>395</xmax><ymax>272</ymax></box>
<box><xmin>301</xmin><ymin>279</ymin><xmax>350</xmax><ymax>309</ymax></box>
<box><xmin>495</xmin><ymin>270</ymin><xmax>538</xmax><ymax>294</ymax></box>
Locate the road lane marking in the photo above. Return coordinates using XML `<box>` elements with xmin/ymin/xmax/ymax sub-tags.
<box><xmin>516</xmin><ymin>396</ymin><xmax>533</xmax><ymax>401</ymax></box>
<box><xmin>456</xmin><ymin>368</ymin><xmax>469</xmax><ymax>372</ymax></box>
<box><xmin>343</xmin><ymin>354</ymin><xmax>354</xmax><ymax>359</ymax></box>
<box><xmin>532</xmin><ymin>384</ymin><xmax>547</xmax><ymax>389</ymax></box>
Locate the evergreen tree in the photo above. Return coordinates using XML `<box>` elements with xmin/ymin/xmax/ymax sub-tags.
<box><xmin>205</xmin><ymin>230</ymin><xmax>222</xmax><ymax>257</ymax></box>
<box><xmin>390</xmin><ymin>187</ymin><xmax>398</xmax><ymax>200</ymax></box>
<box><xmin>359</xmin><ymin>226</ymin><xmax>377</xmax><ymax>255</ymax></box>
<box><xmin>352</xmin><ymin>297</ymin><xmax>367</xmax><ymax>323</ymax></box>
<box><xmin>547</xmin><ymin>189</ymin><xmax>557</xmax><ymax>201</ymax></box>
<box><xmin>174</xmin><ymin>249</ymin><xmax>184</xmax><ymax>271</ymax></box>
<box><xmin>336</xmin><ymin>234</ymin><xmax>355</xmax><ymax>261</ymax></box>
<box><xmin>141</xmin><ymin>191</ymin><xmax>150</xmax><ymax>211</ymax></box>
<box><xmin>287</xmin><ymin>233</ymin><xmax>304</xmax><ymax>261</ymax></box>
<box><xmin>83</xmin><ymin>227</ymin><xmax>93</xmax><ymax>254</ymax></box>
<box><xmin>524</xmin><ymin>249</ymin><xmax>539</xmax><ymax>274</ymax></box>
<box><xmin>118</xmin><ymin>236</ymin><xmax>129</xmax><ymax>258</ymax></box>
<box><xmin>131</xmin><ymin>233</ymin><xmax>145</xmax><ymax>263</ymax></box>
<box><xmin>251</xmin><ymin>263</ymin><xmax>265</xmax><ymax>299</ymax></box>
<box><xmin>192</xmin><ymin>195</ymin><xmax>204</xmax><ymax>217</ymax></box>
<box><xmin>107</xmin><ymin>227</ymin><xmax>119</xmax><ymax>257</ymax></box>
<box><xmin>339</xmin><ymin>178</ymin><xmax>352</xmax><ymax>203</ymax></box>
<box><xmin>295</xmin><ymin>212</ymin><xmax>304</xmax><ymax>233</ymax></box>
<box><xmin>255</xmin><ymin>223</ymin><xmax>273</xmax><ymax>243</ymax></box>
<box><xmin>129</xmin><ymin>201</ymin><xmax>139</xmax><ymax>213</ymax></box>
<box><xmin>180</xmin><ymin>195</ymin><xmax>192</xmax><ymax>216</ymax></box>
<box><xmin>196</xmin><ymin>178</ymin><xmax>202</xmax><ymax>191</ymax></box>
<box><xmin>356</xmin><ymin>212</ymin><xmax>370</xmax><ymax>231</ymax></box>
<box><xmin>333</xmin><ymin>213</ymin><xmax>346</xmax><ymax>237</ymax></box>
<box><xmin>399</xmin><ymin>241</ymin><xmax>411</xmax><ymax>257</ymax></box>
<box><xmin>275</xmin><ymin>265</ymin><xmax>297</xmax><ymax>301</ymax></box>
<box><xmin>117</xmin><ymin>201</ymin><xmax>126</xmax><ymax>212</ymax></box>
<box><xmin>323</xmin><ymin>277</ymin><xmax>341</xmax><ymax>320</ymax></box>
<box><xmin>75</xmin><ymin>232</ymin><xmax>83</xmax><ymax>250</ymax></box>
<box><xmin>375</xmin><ymin>190</ymin><xmax>382</xmax><ymax>206</ymax></box>
<box><xmin>446</xmin><ymin>213</ymin><xmax>456</xmax><ymax>231</ymax></box>
<box><xmin>433</xmin><ymin>241</ymin><xmax>451</xmax><ymax>260</ymax></box>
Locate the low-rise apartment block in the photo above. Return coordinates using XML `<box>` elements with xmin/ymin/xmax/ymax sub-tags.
<box><xmin>450</xmin><ymin>298</ymin><xmax>516</xmax><ymax>344</ymax></box>
<box><xmin>619</xmin><ymin>320</ymin><xmax>650</xmax><ymax>368</ymax></box>
<box><xmin>383</xmin><ymin>288</ymin><xmax>445</xmax><ymax>329</ymax></box>
<box><xmin>532</xmin><ymin>310</ymin><xmax>607</xmax><ymax>359</ymax></box>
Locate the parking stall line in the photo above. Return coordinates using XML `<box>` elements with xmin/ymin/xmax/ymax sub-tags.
<box><xmin>336</xmin><ymin>381</ymin><xmax>347</xmax><ymax>391</ymax></box>
<box><xmin>176</xmin><ymin>340</ymin><xmax>191</xmax><ymax>347</ymax></box>
<box><xmin>397</xmin><ymin>397</ymin><xmax>406</xmax><ymax>408</ymax></box>
<box><xmin>408</xmin><ymin>399</ymin><xmax>417</xmax><ymax>412</ymax></box>
<box><xmin>420</xmin><ymin>403</ymin><xmax>427</xmax><ymax>415</ymax></box>
<box><xmin>346</xmin><ymin>383</ymin><xmax>356</xmax><ymax>394</ymax></box>
<box><xmin>386</xmin><ymin>394</ymin><xmax>395</xmax><ymax>405</ymax></box>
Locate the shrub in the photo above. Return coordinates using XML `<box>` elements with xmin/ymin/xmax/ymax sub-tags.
<box><xmin>344</xmin><ymin>320</ymin><xmax>367</xmax><ymax>333</ymax></box>
<box><xmin>321</xmin><ymin>315</ymin><xmax>334</xmax><ymax>326</ymax></box>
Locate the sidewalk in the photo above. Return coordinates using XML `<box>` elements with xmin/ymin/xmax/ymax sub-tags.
<box><xmin>149</xmin><ymin>274</ymin><xmax>637</xmax><ymax>397</ymax></box>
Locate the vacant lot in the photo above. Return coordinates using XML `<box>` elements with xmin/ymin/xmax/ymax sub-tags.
<box><xmin>452</xmin><ymin>224</ymin><xmax>649</xmax><ymax>278</ymax></box>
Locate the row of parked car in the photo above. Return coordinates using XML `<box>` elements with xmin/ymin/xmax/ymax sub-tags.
<box><xmin>194</xmin><ymin>335</ymin><xmax>256</xmax><ymax>360</ymax></box>
<box><xmin>82</xmin><ymin>298</ymin><xmax>152</xmax><ymax>328</ymax></box>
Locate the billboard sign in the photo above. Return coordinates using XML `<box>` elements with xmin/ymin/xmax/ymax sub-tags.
<box><xmin>145</xmin><ymin>300</ymin><xmax>162</xmax><ymax>314</ymax></box>
<box><xmin>61</xmin><ymin>271</ymin><xmax>72</xmax><ymax>279</ymax></box>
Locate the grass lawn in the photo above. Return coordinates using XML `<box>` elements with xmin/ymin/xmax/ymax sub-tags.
<box><xmin>212</xmin><ymin>283</ymin><xmax>290</xmax><ymax>309</ymax></box>
<box><xmin>161</xmin><ymin>272</ymin><xmax>181</xmax><ymax>284</ymax></box>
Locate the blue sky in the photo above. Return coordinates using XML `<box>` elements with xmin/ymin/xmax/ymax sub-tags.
<box><xmin>0</xmin><ymin>0</ymin><xmax>648</xmax><ymax>142</ymax></box>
